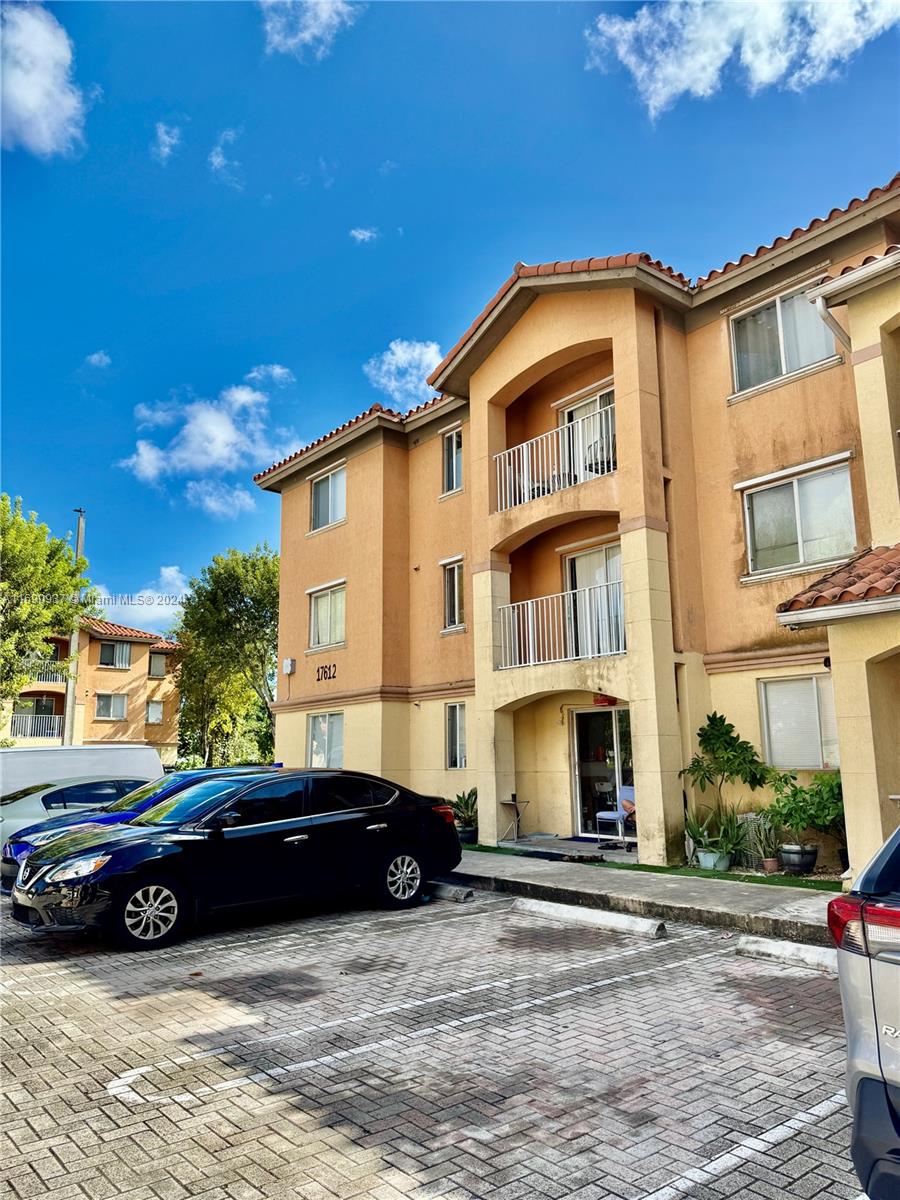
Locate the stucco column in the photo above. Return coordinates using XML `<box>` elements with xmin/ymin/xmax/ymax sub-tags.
<box><xmin>621</xmin><ymin>525</ymin><xmax>685</xmax><ymax>864</ymax></box>
<box><xmin>828</xmin><ymin>614</ymin><xmax>900</xmax><ymax>873</ymax></box>
<box><xmin>472</xmin><ymin>562</ymin><xmax>516</xmax><ymax>844</ymax></box>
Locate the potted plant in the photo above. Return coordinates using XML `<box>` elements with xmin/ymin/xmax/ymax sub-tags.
<box><xmin>450</xmin><ymin>787</ymin><xmax>478</xmax><ymax>844</ymax></box>
<box><xmin>685</xmin><ymin>808</ymin><xmax>719</xmax><ymax>870</ymax></box>
<box><xmin>684</xmin><ymin>803</ymin><xmax>746</xmax><ymax>870</ymax></box>
<box><xmin>748</xmin><ymin>811</ymin><xmax>782</xmax><ymax>874</ymax></box>
<box><xmin>713</xmin><ymin>803</ymin><xmax>748</xmax><ymax>871</ymax></box>
<box><xmin>768</xmin><ymin>771</ymin><xmax>844</xmax><ymax>875</ymax></box>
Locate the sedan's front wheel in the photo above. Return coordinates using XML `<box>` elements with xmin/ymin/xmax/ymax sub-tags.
<box><xmin>378</xmin><ymin>851</ymin><xmax>424</xmax><ymax>909</ymax></box>
<box><xmin>110</xmin><ymin>877</ymin><xmax>187</xmax><ymax>950</ymax></box>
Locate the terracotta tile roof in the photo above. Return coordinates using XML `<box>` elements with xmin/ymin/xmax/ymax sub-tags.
<box><xmin>816</xmin><ymin>243</ymin><xmax>900</xmax><ymax>285</ymax></box>
<box><xmin>428</xmin><ymin>172</ymin><xmax>900</xmax><ymax>386</ymax></box>
<box><xmin>150</xmin><ymin>639</ymin><xmax>179</xmax><ymax>652</ymax></box>
<box><xmin>697</xmin><ymin>174</ymin><xmax>900</xmax><ymax>286</ymax></box>
<box><xmin>84</xmin><ymin>618</ymin><xmax>168</xmax><ymax>642</ymax></box>
<box><xmin>253</xmin><ymin>396</ymin><xmax>455</xmax><ymax>483</ymax></box>
<box><xmin>777</xmin><ymin>545</ymin><xmax>900</xmax><ymax>613</ymax></box>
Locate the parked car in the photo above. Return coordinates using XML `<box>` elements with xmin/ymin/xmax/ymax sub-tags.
<box><xmin>0</xmin><ymin>744</ymin><xmax>163</xmax><ymax>795</ymax></box>
<box><xmin>0</xmin><ymin>776</ymin><xmax>152</xmax><ymax>846</ymax></box>
<box><xmin>1</xmin><ymin>767</ymin><xmax>276</xmax><ymax>893</ymax></box>
<box><xmin>9</xmin><ymin>769</ymin><xmax>462</xmax><ymax>949</ymax></box>
<box><xmin>827</xmin><ymin>826</ymin><xmax>900</xmax><ymax>1200</ymax></box>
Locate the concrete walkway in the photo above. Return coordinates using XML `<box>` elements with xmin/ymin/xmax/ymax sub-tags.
<box><xmin>443</xmin><ymin>849</ymin><xmax>836</xmax><ymax>946</ymax></box>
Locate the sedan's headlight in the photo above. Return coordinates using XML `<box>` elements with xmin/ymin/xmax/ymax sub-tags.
<box><xmin>46</xmin><ymin>855</ymin><xmax>111</xmax><ymax>883</ymax></box>
<box><xmin>1</xmin><ymin>841</ymin><xmax>11</xmax><ymax>858</ymax></box>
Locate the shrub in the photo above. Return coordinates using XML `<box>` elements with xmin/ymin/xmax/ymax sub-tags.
<box><xmin>768</xmin><ymin>771</ymin><xmax>844</xmax><ymax>845</ymax></box>
<box><xmin>450</xmin><ymin>787</ymin><xmax>478</xmax><ymax>829</ymax></box>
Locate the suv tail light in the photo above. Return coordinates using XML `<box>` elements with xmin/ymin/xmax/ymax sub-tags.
<box><xmin>828</xmin><ymin>894</ymin><xmax>900</xmax><ymax>956</ymax></box>
<box><xmin>432</xmin><ymin>805</ymin><xmax>456</xmax><ymax>827</ymax></box>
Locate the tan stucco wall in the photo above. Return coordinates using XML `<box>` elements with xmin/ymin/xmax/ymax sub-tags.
<box><xmin>75</xmin><ymin>631</ymin><xmax>179</xmax><ymax>755</ymax></box>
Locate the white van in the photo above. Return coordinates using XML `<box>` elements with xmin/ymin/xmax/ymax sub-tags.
<box><xmin>0</xmin><ymin>745</ymin><xmax>163</xmax><ymax>797</ymax></box>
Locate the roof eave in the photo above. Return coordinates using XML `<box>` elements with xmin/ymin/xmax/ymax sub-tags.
<box><xmin>777</xmin><ymin>594</ymin><xmax>900</xmax><ymax>628</ymax></box>
<box><xmin>807</xmin><ymin>250</ymin><xmax>900</xmax><ymax>307</ymax></box>
<box><xmin>254</xmin><ymin>410</ymin><xmax>402</xmax><ymax>492</ymax></box>
<box><xmin>430</xmin><ymin>263</ymin><xmax>692</xmax><ymax>398</ymax></box>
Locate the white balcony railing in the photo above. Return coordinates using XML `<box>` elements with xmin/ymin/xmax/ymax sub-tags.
<box><xmin>10</xmin><ymin>713</ymin><xmax>64</xmax><ymax>738</ymax></box>
<box><xmin>494</xmin><ymin>407</ymin><xmax>616</xmax><ymax>513</ymax></box>
<box><xmin>497</xmin><ymin>582</ymin><xmax>625</xmax><ymax>669</ymax></box>
<box><xmin>21</xmin><ymin>659</ymin><xmax>66</xmax><ymax>683</ymax></box>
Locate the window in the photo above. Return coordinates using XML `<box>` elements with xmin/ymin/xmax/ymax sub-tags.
<box><xmin>44</xmin><ymin>781</ymin><xmax>121</xmax><ymax>809</ymax></box>
<box><xmin>732</xmin><ymin>287</ymin><xmax>835</xmax><ymax>392</ymax></box>
<box><xmin>311</xmin><ymin>466</ymin><xmax>346</xmax><ymax>531</ymax></box>
<box><xmin>99</xmin><ymin>641</ymin><xmax>131</xmax><ymax>668</ymax></box>
<box><xmin>146</xmin><ymin>700</ymin><xmax>164</xmax><ymax>725</ymax></box>
<box><xmin>309</xmin><ymin>584</ymin><xmax>346</xmax><ymax>648</ymax></box>
<box><xmin>219</xmin><ymin>778</ymin><xmax>306</xmax><ymax>827</ymax></box>
<box><xmin>744</xmin><ymin>464</ymin><xmax>854</xmax><ymax>573</ymax></box>
<box><xmin>149</xmin><ymin>652</ymin><xmax>167</xmax><ymax>678</ymax></box>
<box><xmin>306</xmin><ymin>776</ymin><xmax>396</xmax><ymax>816</ymax></box>
<box><xmin>96</xmin><ymin>693</ymin><xmax>127</xmax><ymax>720</ymax></box>
<box><xmin>446</xmin><ymin>702</ymin><xmax>467</xmax><ymax>769</ymax></box>
<box><xmin>442</xmin><ymin>428</ymin><xmax>463</xmax><ymax>494</ymax></box>
<box><xmin>759</xmin><ymin>676</ymin><xmax>839</xmax><ymax>770</ymax></box>
<box><xmin>443</xmin><ymin>559</ymin><xmax>464</xmax><ymax>630</ymax></box>
<box><xmin>307</xmin><ymin>712</ymin><xmax>344</xmax><ymax>767</ymax></box>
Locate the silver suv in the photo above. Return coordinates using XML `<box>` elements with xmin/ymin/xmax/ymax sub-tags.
<box><xmin>829</xmin><ymin>826</ymin><xmax>900</xmax><ymax>1199</ymax></box>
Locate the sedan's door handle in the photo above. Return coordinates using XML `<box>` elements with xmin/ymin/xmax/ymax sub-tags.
<box><xmin>284</xmin><ymin>834</ymin><xmax>309</xmax><ymax>843</ymax></box>
<box><xmin>366</xmin><ymin>823</ymin><xmax>388</xmax><ymax>831</ymax></box>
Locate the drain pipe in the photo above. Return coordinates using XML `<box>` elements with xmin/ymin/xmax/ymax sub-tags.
<box><xmin>814</xmin><ymin>295</ymin><xmax>852</xmax><ymax>351</ymax></box>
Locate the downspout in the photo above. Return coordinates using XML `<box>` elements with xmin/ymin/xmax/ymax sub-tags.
<box><xmin>814</xmin><ymin>295</ymin><xmax>852</xmax><ymax>351</ymax></box>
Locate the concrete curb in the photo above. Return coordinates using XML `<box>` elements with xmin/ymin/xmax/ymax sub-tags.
<box><xmin>511</xmin><ymin>897</ymin><xmax>666</xmax><ymax>938</ymax></box>
<box><xmin>442</xmin><ymin>867</ymin><xmax>832</xmax><ymax>947</ymax></box>
<box><xmin>735</xmin><ymin>935</ymin><xmax>838</xmax><ymax>974</ymax></box>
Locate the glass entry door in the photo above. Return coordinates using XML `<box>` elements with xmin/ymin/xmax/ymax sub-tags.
<box><xmin>561</xmin><ymin>389</ymin><xmax>614</xmax><ymax>481</ymax></box>
<box><xmin>572</xmin><ymin>707</ymin><xmax>633</xmax><ymax>837</ymax></box>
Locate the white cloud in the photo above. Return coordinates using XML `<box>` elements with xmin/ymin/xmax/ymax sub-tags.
<box><xmin>1</xmin><ymin>2</ymin><xmax>85</xmax><ymax>158</ymax></box>
<box><xmin>85</xmin><ymin>349</ymin><xmax>111</xmax><ymax>368</ymax></box>
<box><xmin>245</xmin><ymin>363</ymin><xmax>296</xmax><ymax>385</ymax></box>
<box><xmin>378</xmin><ymin>159</ymin><xmax>398</xmax><ymax>176</ymax></box>
<box><xmin>349</xmin><ymin>226</ymin><xmax>379</xmax><ymax>243</ymax></box>
<box><xmin>585</xmin><ymin>0</ymin><xmax>900</xmax><ymax>118</ymax></box>
<box><xmin>363</xmin><ymin>339</ymin><xmax>443</xmax><ymax>412</ymax></box>
<box><xmin>152</xmin><ymin>121</ymin><xmax>181</xmax><ymax>163</ymax></box>
<box><xmin>94</xmin><ymin>565</ymin><xmax>188</xmax><ymax>634</ymax></box>
<box><xmin>121</xmin><ymin>377</ymin><xmax>297</xmax><ymax>484</ymax></box>
<box><xmin>185</xmin><ymin>480</ymin><xmax>257</xmax><ymax>520</ymax></box>
<box><xmin>209</xmin><ymin>127</ymin><xmax>243</xmax><ymax>189</ymax></box>
<box><xmin>259</xmin><ymin>0</ymin><xmax>361</xmax><ymax>61</ymax></box>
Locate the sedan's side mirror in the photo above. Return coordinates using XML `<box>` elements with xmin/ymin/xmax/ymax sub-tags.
<box><xmin>208</xmin><ymin>810</ymin><xmax>242</xmax><ymax>831</ymax></box>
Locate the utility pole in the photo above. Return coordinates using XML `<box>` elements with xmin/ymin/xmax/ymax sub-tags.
<box><xmin>62</xmin><ymin>509</ymin><xmax>86</xmax><ymax>746</ymax></box>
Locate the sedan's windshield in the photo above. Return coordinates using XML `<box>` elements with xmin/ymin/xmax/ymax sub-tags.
<box><xmin>105</xmin><ymin>773</ymin><xmax>186</xmax><ymax>813</ymax></box>
<box><xmin>132</xmin><ymin>778</ymin><xmax>251</xmax><ymax>826</ymax></box>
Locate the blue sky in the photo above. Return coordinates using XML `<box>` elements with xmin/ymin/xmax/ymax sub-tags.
<box><xmin>3</xmin><ymin>0</ymin><xmax>899</xmax><ymax>632</ymax></box>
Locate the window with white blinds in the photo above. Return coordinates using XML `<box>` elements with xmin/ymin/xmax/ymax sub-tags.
<box><xmin>759</xmin><ymin>675</ymin><xmax>839</xmax><ymax>770</ymax></box>
<box><xmin>99</xmin><ymin>641</ymin><xmax>131</xmax><ymax>668</ymax></box>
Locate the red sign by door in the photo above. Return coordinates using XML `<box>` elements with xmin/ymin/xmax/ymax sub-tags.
<box><xmin>592</xmin><ymin>693</ymin><xmax>617</xmax><ymax>707</ymax></box>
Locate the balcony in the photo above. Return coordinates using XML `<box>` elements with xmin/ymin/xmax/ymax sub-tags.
<box><xmin>495</xmin><ymin>407</ymin><xmax>616</xmax><ymax>513</ymax></box>
<box><xmin>21</xmin><ymin>659</ymin><xmax>67</xmax><ymax>683</ymax></box>
<box><xmin>497</xmin><ymin>582</ymin><xmax>625</xmax><ymax>669</ymax></box>
<box><xmin>11</xmin><ymin>713</ymin><xmax>64</xmax><ymax>738</ymax></box>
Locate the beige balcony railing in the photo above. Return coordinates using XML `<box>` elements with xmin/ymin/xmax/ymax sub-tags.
<box><xmin>497</xmin><ymin>581</ymin><xmax>625</xmax><ymax>669</ymax></box>
<box><xmin>10</xmin><ymin>713</ymin><xmax>64</xmax><ymax>738</ymax></box>
<box><xmin>494</xmin><ymin>406</ymin><xmax>616</xmax><ymax>513</ymax></box>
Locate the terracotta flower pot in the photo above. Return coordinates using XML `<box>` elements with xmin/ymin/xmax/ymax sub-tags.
<box><xmin>760</xmin><ymin>857</ymin><xmax>780</xmax><ymax>875</ymax></box>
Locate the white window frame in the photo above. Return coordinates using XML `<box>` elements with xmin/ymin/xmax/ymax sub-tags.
<box><xmin>307</xmin><ymin>711</ymin><xmax>344</xmax><ymax>768</ymax></box>
<box><xmin>146</xmin><ymin>700</ymin><xmax>164</xmax><ymax>726</ymax></box>
<box><xmin>96</xmin><ymin>692</ymin><xmax>127</xmax><ymax>721</ymax></box>
<box><xmin>148</xmin><ymin>652</ymin><xmax>167</xmax><ymax>678</ymax></box>
<box><xmin>310</xmin><ymin>465</ymin><xmax>347</xmax><ymax>533</ymax></box>
<box><xmin>729</xmin><ymin>284</ymin><xmax>836</xmax><ymax>394</ymax></box>
<box><xmin>442</xmin><ymin>428</ymin><xmax>463</xmax><ymax>495</ymax></box>
<box><xmin>308</xmin><ymin>582</ymin><xmax>346</xmax><ymax>650</ymax></box>
<box><xmin>446</xmin><ymin>702</ymin><xmax>467</xmax><ymax>770</ymax></box>
<box><xmin>758</xmin><ymin>675</ymin><xmax>840</xmax><ymax>771</ymax></box>
<box><xmin>98</xmin><ymin>641</ymin><xmax>131</xmax><ymax>669</ymax></box>
<box><xmin>741</xmin><ymin>460</ymin><xmax>855</xmax><ymax>575</ymax></box>
<box><xmin>442</xmin><ymin>558</ymin><xmax>465</xmax><ymax>631</ymax></box>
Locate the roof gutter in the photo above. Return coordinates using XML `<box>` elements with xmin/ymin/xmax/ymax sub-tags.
<box><xmin>777</xmin><ymin>594</ymin><xmax>900</xmax><ymax>628</ymax></box>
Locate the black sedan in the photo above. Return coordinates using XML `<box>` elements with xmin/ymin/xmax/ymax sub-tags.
<box><xmin>9</xmin><ymin>770</ymin><xmax>462</xmax><ymax>950</ymax></box>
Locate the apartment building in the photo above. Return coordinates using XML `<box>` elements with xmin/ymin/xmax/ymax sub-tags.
<box><xmin>8</xmin><ymin>618</ymin><xmax>180</xmax><ymax>764</ymax></box>
<box><xmin>255</xmin><ymin>174</ymin><xmax>900</xmax><ymax>873</ymax></box>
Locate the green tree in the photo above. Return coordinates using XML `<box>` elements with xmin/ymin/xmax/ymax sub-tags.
<box><xmin>175</xmin><ymin>545</ymin><xmax>279</xmax><ymax>761</ymax></box>
<box><xmin>680</xmin><ymin>711</ymin><xmax>769</xmax><ymax>807</ymax></box>
<box><xmin>0</xmin><ymin>495</ymin><xmax>94</xmax><ymax>704</ymax></box>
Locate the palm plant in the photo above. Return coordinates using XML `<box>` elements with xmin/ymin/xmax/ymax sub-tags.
<box><xmin>450</xmin><ymin>787</ymin><xmax>478</xmax><ymax>829</ymax></box>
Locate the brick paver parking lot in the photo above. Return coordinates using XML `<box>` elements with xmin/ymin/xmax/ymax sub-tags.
<box><xmin>1</xmin><ymin>894</ymin><xmax>864</xmax><ymax>1200</ymax></box>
